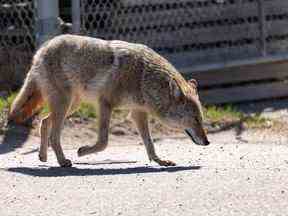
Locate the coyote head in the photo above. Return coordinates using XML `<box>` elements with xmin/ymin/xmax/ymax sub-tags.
<box><xmin>160</xmin><ymin>78</ymin><xmax>210</xmax><ymax>146</ymax></box>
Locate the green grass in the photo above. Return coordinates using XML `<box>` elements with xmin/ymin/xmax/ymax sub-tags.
<box><xmin>72</xmin><ymin>103</ymin><xmax>97</xmax><ymax>119</ymax></box>
<box><xmin>0</xmin><ymin>98</ymin><xmax>6</xmax><ymax>113</ymax></box>
<box><xmin>204</xmin><ymin>105</ymin><xmax>242</xmax><ymax>122</ymax></box>
<box><xmin>0</xmin><ymin>93</ymin><xmax>17</xmax><ymax>133</ymax></box>
<box><xmin>0</xmin><ymin>92</ymin><xmax>271</xmax><ymax>130</ymax></box>
<box><xmin>0</xmin><ymin>93</ymin><xmax>17</xmax><ymax>113</ymax></box>
<box><xmin>40</xmin><ymin>102</ymin><xmax>98</xmax><ymax>119</ymax></box>
<box><xmin>40</xmin><ymin>104</ymin><xmax>50</xmax><ymax>116</ymax></box>
<box><xmin>204</xmin><ymin>105</ymin><xmax>269</xmax><ymax>128</ymax></box>
<box><xmin>244</xmin><ymin>113</ymin><xmax>270</xmax><ymax>128</ymax></box>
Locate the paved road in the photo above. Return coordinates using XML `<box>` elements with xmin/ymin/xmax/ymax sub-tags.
<box><xmin>1</xmin><ymin>131</ymin><xmax>288</xmax><ymax>216</ymax></box>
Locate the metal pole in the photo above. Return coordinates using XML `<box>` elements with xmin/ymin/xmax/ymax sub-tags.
<box><xmin>35</xmin><ymin>0</ymin><xmax>59</xmax><ymax>46</ymax></box>
<box><xmin>72</xmin><ymin>0</ymin><xmax>81</xmax><ymax>34</ymax></box>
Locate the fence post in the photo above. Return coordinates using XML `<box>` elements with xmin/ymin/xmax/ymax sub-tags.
<box><xmin>72</xmin><ymin>0</ymin><xmax>81</xmax><ymax>34</ymax></box>
<box><xmin>258</xmin><ymin>0</ymin><xmax>267</xmax><ymax>56</ymax></box>
<box><xmin>35</xmin><ymin>0</ymin><xmax>59</xmax><ymax>46</ymax></box>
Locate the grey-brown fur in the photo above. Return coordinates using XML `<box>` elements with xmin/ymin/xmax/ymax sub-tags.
<box><xmin>10</xmin><ymin>34</ymin><xmax>209</xmax><ymax>167</ymax></box>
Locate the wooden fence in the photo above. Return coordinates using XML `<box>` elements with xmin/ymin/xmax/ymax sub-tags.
<box><xmin>72</xmin><ymin>0</ymin><xmax>288</xmax><ymax>104</ymax></box>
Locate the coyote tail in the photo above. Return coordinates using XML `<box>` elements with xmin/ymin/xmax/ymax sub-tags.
<box><xmin>9</xmin><ymin>71</ymin><xmax>44</xmax><ymax>124</ymax></box>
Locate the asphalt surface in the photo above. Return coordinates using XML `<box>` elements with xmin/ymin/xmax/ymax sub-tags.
<box><xmin>1</xmin><ymin>130</ymin><xmax>288</xmax><ymax>216</ymax></box>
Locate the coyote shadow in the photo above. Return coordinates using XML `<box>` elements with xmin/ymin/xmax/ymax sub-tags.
<box><xmin>6</xmin><ymin>165</ymin><xmax>201</xmax><ymax>177</ymax></box>
<box><xmin>0</xmin><ymin>122</ymin><xmax>33</xmax><ymax>155</ymax></box>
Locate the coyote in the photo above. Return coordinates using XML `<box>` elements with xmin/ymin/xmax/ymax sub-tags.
<box><xmin>9</xmin><ymin>34</ymin><xmax>209</xmax><ymax>167</ymax></box>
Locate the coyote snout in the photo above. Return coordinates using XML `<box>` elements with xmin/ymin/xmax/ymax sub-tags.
<box><xmin>185</xmin><ymin>128</ymin><xmax>210</xmax><ymax>146</ymax></box>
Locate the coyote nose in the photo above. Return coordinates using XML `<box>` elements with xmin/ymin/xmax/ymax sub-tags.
<box><xmin>204</xmin><ymin>140</ymin><xmax>210</xmax><ymax>145</ymax></box>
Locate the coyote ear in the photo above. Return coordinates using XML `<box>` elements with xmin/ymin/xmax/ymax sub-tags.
<box><xmin>169</xmin><ymin>80</ymin><xmax>183</xmax><ymax>101</ymax></box>
<box><xmin>188</xmin><ymin>79</ymin><xmax>198</xmax><ymax>88</ymax></box>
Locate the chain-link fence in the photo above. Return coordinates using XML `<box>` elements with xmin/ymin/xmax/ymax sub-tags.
<box><xmin>0</xmin><ymin>0</ymin><xmax>64</xmax><ymax>90</ymax></box>
<box><xmin>77</xmin><ymin>0</ymin><xmax>288</xmax><ymax>71</ymax></box>
<box><xmin>1</xmin><ymin>0</ymin><xmax>288</xmax><ymax>89</ymax></box>
<box><xmin>0</xmin><ymin>0</ymin><xmax>37</xmax><ymax>89</ymax></box>
<box><xmin>0</xmin><ymin>0</ymin><xmax>36</xmax><ymax>51</ymax></box>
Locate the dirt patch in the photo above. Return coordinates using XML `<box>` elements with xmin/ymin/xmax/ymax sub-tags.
<box><xmin>2</xmin><ymin>98</ymin><xmax>288</xmax><ymax>152</ymax></box>
<box><xmin>18</xmin><ymin>112</ymin><xmax>286</xmax><ymax>150</ymax></box>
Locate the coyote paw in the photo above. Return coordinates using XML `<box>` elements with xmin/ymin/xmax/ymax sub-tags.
<box><xmin>59</xmin><ymin>159</ymin><xmax>72</xmax><ymax>167</ymax></box>
<box><xmin>156</xmin><ymin>159</ymin><xmax>176</xmax><ymax>167</ymax></box>
<box><xmin>39</xmin><ymin>153</ymin><xmax>47</xmax><ymax>162</ymax></box>
<box><xmin>77</xmin><ymin>145</ymin><xmax>93</xmax><ymax>157</ymax></box>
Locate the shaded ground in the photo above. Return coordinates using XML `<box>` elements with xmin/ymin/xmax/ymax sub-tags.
<box><xmin>1</xmin><ymin>99</ymin><xmax>288</xmax><ymax>215</ymax></box>
<box><xmin>1</xmin><ymin>129</ymin><xmax>288</xmax><ymax>216</ymax></box>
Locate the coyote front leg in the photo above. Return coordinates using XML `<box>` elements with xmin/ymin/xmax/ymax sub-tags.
<box><xmin>131</xmin><ymin>110</ymin><xmax>176</xmax><ymax>166</ymax></box>
<box><xmin>50</xmin><ymin>111</ymin><xmax>72</xmax><ymax>167</ymax></box>
<box><xmin>77</xmin><ymin>98</ymin><xmax>112</xmax><ymax>156</ymax></box>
